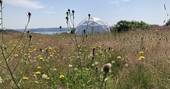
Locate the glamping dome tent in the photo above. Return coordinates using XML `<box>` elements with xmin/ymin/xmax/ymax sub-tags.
<box><xmin>75</xmin><ymin>17</ymin><xmax>110</xmax><ymax>35</ymax></box>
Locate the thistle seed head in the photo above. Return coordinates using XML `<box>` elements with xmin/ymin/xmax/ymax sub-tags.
<box><xmin>103</xmin><ymin>63</ymin><xmax>112</xmax><ymax>74</ymax></box>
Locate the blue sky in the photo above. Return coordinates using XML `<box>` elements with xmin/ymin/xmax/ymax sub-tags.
<box><xmin>3</xmin><ymin>0</ymin><xmax>170</xmax><ymax>29</ymax></box>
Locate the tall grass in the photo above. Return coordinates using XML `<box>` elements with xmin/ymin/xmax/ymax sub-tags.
<box><xmin>0</xmin><ymin>29</ymin><xmax>170</xmax><ymax>89</ymax></box>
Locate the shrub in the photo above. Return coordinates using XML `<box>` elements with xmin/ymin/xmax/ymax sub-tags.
<box><xmin>111</xmin><ymin>20</ymin><xmax>149</xmax><ymax>32</ymax></box>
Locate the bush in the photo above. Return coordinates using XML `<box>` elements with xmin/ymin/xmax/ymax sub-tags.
<box><xmin>111</xmin><ymin>20</ymin><xmax>149</xmax><ymax>32</ymax></box>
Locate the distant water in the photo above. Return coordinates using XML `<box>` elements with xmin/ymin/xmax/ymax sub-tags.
<box><xmin>16</xmin><ymin>28</ymin><xmax>70</xmax><ymax>35</ymax></box>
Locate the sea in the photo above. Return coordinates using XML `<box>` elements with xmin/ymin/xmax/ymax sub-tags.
<box><xmin>16</xmin><ymin>28</ymin><xmax>70</xmax><ymax>35</ymax></box>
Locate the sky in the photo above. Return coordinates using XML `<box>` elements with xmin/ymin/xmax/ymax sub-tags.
<box><xmin>2</xmin><ymin>0</ymin><xmax>170</xmax><ymax>29</ymax></box>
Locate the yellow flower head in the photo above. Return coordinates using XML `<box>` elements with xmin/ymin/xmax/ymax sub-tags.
<box><xmin>22</xmin><ymin>76</ymin><xmax>29</xmax><ymax>80</ymax></box>
<box><xmin>35</xmin><ymin>71</ymin><xmax>41</xmax><ymax>75</ymax></box>
<box><xmin>47</xmin><ymin>47</ymin><xmax>53</xmax><ymax>50</ymax></box>
<box><xmin>139</xmin><ymin>51</ymin><xmax>144</xmax><ymax>56</ymax></box>
<box><xmin>59</xmin><ymin>75</ymin><xmax>65</xmax><ymax>80</ymax></box>
<box><xmin>37</xmin><ymin>55</ymin><xmax>44</xmax><ymax>61</ymax></box>
<box><xmin>37</xmin><ymin>66</ymin><xmax>42</xmax><ymax>69</ymax></box>
<box><xmin>138</xmin><ymin>56</ymin><xmax>145</xmax><ymax>61</ymax></box>
<box><xmin>46</xmin><ymin>47</ymin><xmax>53</xmax><ymax>53</ymax></box>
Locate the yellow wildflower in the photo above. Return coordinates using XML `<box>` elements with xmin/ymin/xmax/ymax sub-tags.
<box><xmin>22</xmin><ymin>76</ymin><xmax>29</xmax><ymax>80</ymax></box>
<box><xmin>138</xmin><ymin>56</ymin><xmax>145</xmax><ymax>61</ymax></box>
<box><xmin>47</xmin><ymin>47</ymin><xmax>52</xmax><ymax>50</ymax></box>
<box><xmin>37</xmin><ymin>55</ymin><xmax>44</xmax><ymax>61</ymax></box>
<box><xmin>37</xmin><ymin>66</ymin><xmax>42</xmax><ymax>69</ymax></box>
<box><xmin>59</xmin><ymin>75</ymin><xmax>65</xmax><ymax>80</ymax></box>
<box><xmin>139</xmin><ymin>51</ymin><xmax>144</xmax><ymax>56</ymax></box>
<box><xmin>35</xmin><ymin>71</ymin><xmax>41</xmax><ymax>75</ymax></box>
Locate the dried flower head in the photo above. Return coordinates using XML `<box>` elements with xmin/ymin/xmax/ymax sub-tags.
<box><xmin>88</xmin><ymin>14</ymin><xmax>91</xmax><ymax>18</ymax></box>
<box><xmin>28</xmin><ymin>12</ymin><xmax>31</xmax><ymax>17</ymax></box>
<box><xmin>0</xmin><ymin>0</ymin><xmax>2</xmax><ymax>4</ymax></box>
<box><xmin>66</xmin><ymin>16</ymin><xmax>69</xmax><ymax>23</ymax></box>
<box><xmin>27</xmin><ymin>30</ymin><xmax>30</xmax><ymax>34</ymax></box>
<box><xmin>59</xmin><ymin>26</ymin><xmax>62</xmax><ymax>29</ymax></box>
<box><xmin>72</xmin><ymin>10</ymin><xmax>75</xmax><ymax>14</ymax></box>
<box><xmin>66</xmin><ymin>12</ymin><xmax>69</xmax><ymax>16</ymax></box>
<box><xmin>103</xmin><ymin>63</ymin><xmax>112</xmax><ymax>74</ymax></box>
<box><xmin>68</xmin><ymin>9</ymin><xmax>70</xmax><ymax>12</ymax></box>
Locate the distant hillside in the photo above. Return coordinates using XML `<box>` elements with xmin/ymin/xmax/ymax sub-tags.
<box><xmin>0</xmin><ymin>29</ymin><xmax>19</xmax><ymax>33</ymax></box>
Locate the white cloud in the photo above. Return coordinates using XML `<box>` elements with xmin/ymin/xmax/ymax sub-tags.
<box><xmin>110</xmin><ymin>0</ymin><xmax>132</xmax><ymax>5</ymax></box>
<box><xmin>5</xmin><ymin>0</ymin><xmax>44</xmax><ymax>9</ymax></box>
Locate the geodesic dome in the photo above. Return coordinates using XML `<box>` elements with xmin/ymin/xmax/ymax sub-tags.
<box><xmin>75</xmin><ymin>17</ymin><xmax>110</xmax><ymax>35</ymax></box>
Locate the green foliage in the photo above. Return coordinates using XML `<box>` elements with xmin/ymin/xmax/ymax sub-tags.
<box><xmin>59</xmin><ymin>45</ymin><xmax>125</xmax><ymax>89</ymax></box>
<box><xmin>111</xmin><ymin>20</ymin><xmax>149</xmax><ymax>32</ymax></box>
<box><xmin>117</xmin><ymin>64</ymin><xmax>153</xmax><ymax>89</ymax></box>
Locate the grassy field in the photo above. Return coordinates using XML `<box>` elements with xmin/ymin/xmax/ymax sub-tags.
<box><xmin>1</xmin><ymin>28</ymin><xmax>170</xmax><ymax>89</ymax></box>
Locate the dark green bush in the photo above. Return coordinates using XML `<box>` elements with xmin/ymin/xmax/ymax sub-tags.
<box><xmin>111</xmin><ymin>20</ymin><xmax>149</xmax><ymax>32</ymax></box>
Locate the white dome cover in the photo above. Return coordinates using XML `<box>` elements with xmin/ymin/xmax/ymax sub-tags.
<box><xmin>75</xmin><ymin>17</ymin><xmax>110</xmax><ymax>35</ymax></box>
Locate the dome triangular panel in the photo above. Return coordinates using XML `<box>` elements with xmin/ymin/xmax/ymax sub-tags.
<box><xmin>75</xmin><ymin>17</ymin><xmax>110</xmax><ymax>35</ymax></box>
